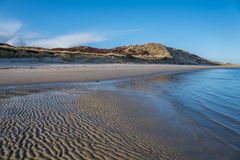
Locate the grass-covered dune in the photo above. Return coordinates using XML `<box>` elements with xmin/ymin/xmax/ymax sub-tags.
<box><xmin>0</xmin><ymin>43</ymin><xmax>220</xmax><ymax>65</ymax></box>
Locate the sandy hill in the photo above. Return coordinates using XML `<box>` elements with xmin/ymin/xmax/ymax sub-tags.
<box><xmin>0</xmin><ymin>43</ymin><xmax>220</xmax><ymax>65</ymax></box>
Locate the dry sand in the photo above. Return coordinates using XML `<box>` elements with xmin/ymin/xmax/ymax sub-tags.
<box><xmin>0</xmin><ymin>64</ymin><xmax>221</xmax><ymax>87</ymax></box>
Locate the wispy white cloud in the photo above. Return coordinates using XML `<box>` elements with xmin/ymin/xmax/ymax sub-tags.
<box><xmin>4</xmin><ymin>32</ymin><xmax>43</xmax><ymax>46</ymax></box>
<box><xmin>0</xmin><ymin>19</ymin><xmax>140</xmax><ymax>48</ymax></box>
<box><xmin>29</xmin><ymin>33</ymin><xmax>107</xmax><ymax>48</ymax></box>
<box><xmin>0</xmin><ymin>20</ymin><xmax>22</xmax><ymax>43</ymax></box>
<box><xmin>0</xmin><ymin>20</ymin><xmax>107</xmax><ymax>47</ymax></box>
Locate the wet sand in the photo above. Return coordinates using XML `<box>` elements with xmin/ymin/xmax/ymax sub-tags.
<box><xmin>0</xmin><ymin>64</ymin><xmax>239</xmax><ymax>160</ymax></box>
<box><xmin>0</xmin><ymin>84</ymin><xmax>183</xmax><ymax>160</ymax></box>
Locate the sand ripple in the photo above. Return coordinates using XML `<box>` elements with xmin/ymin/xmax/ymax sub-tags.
<box><xmin>0</xmin><ymin>88</ymin><xmax>182</xmax><ymax>160</ymax></box>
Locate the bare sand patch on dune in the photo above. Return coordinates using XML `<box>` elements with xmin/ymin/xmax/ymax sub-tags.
<box><xmin>0</xmin><ymin>86</ymin><xmax>182</xmax><ymax>160</ymax></box>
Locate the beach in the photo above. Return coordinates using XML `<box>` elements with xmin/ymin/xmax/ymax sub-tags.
<box><xmin>0</xmin><ymin>63</ymin><xmax>220</xmax><ymax>87</ymax></box>
<box><xmin>0</xmin><ymin>64</ymin><xmax>239</xmax><ymax>160</ymax></box>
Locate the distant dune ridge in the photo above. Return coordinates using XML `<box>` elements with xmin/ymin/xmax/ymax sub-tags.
<box><xmin>0</xmin><ymin>43</ymin><xmax>220</xmax><ymax>65</ymax></box>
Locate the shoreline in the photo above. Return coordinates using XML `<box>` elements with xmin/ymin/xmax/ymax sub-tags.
<box><xmin>0</xmin><ymin>64</ymin><xmax>232</xmax><ymax>87</ymax></box>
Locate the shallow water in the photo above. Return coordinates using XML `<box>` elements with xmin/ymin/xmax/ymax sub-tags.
<box><xmin>153</xmin><ymin>69</ymin><xmax>240</xmax><ymax>149</ymax></box>
<box><xmin>134</xmin><ymin>68</ymin><xmax>240</xmax><ymax>159</ymax></box>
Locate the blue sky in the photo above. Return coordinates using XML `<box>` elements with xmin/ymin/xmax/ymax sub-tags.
<box><xmin>0</xmin><ymin>0</ymin><xmax>240</xmax><ymax>63</ymax></box>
